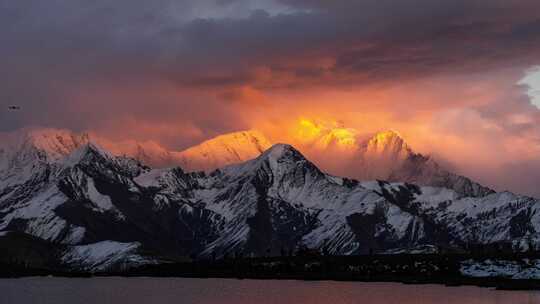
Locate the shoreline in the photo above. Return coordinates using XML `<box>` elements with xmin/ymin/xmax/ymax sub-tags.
<box><xmin>2</xmin><ymin>272</ymin><xmax>540</xmax><ymax>291</ymax></box>
<box><xmin>3</xmin><ymin>254</ymin><xmax>540</xmax><ymax>290</ymax></box>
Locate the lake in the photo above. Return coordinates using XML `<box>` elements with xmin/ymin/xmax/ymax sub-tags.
<box><xmin>0</xmin><ymin>277</ymin><xmax>539</xmax><ymax>304</ymax></box>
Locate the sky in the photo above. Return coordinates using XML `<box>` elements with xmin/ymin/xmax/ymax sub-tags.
<box><xmin>2</xmin><ymin>0</ymin><xmax>540</xmax><ymax>196</ymax></box>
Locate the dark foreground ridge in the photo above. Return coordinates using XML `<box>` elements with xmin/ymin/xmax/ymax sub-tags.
<box><xmin>3</xmin><ymin>253</ymin><xmax>540</xmax><ymax>291</ymax></box>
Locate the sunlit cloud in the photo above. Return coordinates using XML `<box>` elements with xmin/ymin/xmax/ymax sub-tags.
<box><xmin>519</xmin><ymin>66</ymin><xmax>540</xmax><ymax>110</ymax></box>
<box><xmin>3</xmin><ymin>0</ymin><xmax>540</xmax><ymax>196</ymax></box>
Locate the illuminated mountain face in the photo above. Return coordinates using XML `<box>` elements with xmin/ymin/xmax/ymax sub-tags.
<box><xmin>292</xmin><ymin>119</ymin><xmax>409</xmax><ymax>161</ymax></box>
<box><xmin>173</xmin><ymin>130</ymin><xmax>273</xmax><ymax>172</ymax></box>
<box><xmin>356</xmin><ymin>131</ymin><xmax>493</xmax><ymax>197</ymax></box>
<box><xmin>17</xmin><ymin>129</ymin><xmax>273</xmax><ymax>171</ymax></box>
<box><xmin>288</xmin><ymin>119</ymin><xmax>492</xmax><ymax>197</ymax></box>
<box><xmin>356</xmin><ymin>130</ymin><xmax>415</xmax><ymax>180</ymax></box>
<box><xmin>294</xmin><ymin>119</ymin><xmax>358</xmax><ymax>152</ymax></box>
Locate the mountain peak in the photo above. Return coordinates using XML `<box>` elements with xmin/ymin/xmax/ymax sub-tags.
<box><xmin>218</xmin><ymin>143</ymin><xmax>314</xmax><ymax>178</ymax></box>
<box><xmin>256</xmin><ymin>143</ymin><xmax>320</xmax><ymax>177</ymax></box>
<box><xmin>28</xmin><ymin>128</ymin><xmax>90</xmax><ymax>160</ymax></box>
<box><xmin>357</xmin><ymin>130</ymin><xmax>492</xmax><ymax>197</ymax></box>
<box><xmin>363</xmin><ymin>130</ymin><xmax>412</xmax><ymax>157</ymax></box>
<box><xmin>369</xmin><ymin>130</ymin><xmax>406</xmax><ymax>146</ymax></box>
<box><xmin>175</xmin><ymin>129</ymin><xmax>272</xmax><ymax>172</ymax></box>
<box><xmin>295</xmin><ymin>118</ymin><xmax>357</xmax><ymax>151</ymax></box>
<box><xmin>373</xmin><ymin>130</ymin><xmax>402</xmax><ymax>141</ymax></box>
<box><xmin>190</xmin><ymin>129</ymin><xmax>271</xmax><ymax>152</ymax></box>
<box><xmin>0</xmin><ymin>127</ymin><xmax>90</xmax><ymax>164</ymax></box>
<box><xmin>63</xmin><ymin>142</ymin><xmax>112</xmax><ymax>167</ymax></box>
<box><xmin>261</xmin><ymin>143</ymin><xmax>302</xmax><ymax>161</ymax></box>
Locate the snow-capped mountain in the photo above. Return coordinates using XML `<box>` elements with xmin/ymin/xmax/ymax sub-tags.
<box><xmin>173</xmin><ymin>130</ymin><xmax>272</xmax><ymax>172</ymax></box>
<box><xmin>357</xmin><ymin>131</ymin><xmax>413</xmax><ymax>179</ymax></box>
<box><xmin>355</xmin><ymin>130</ymin><xmax>493</xmax><ymax>197</ymax></box>
<box><xmin>2</xmin><ymin>126</ymin><xmax>489</xmax><ymax>199</ymax></box>
<box><xmin>169</xmin><ymin>128</ymin><xmax>492</xmax><ymax>197</ymax></box>
<box><xmin>0</xmin><ymin>127</ymin><xmax>272</xmax><ymax>171</ymax></box>
<box><xmin>98</xmin><ymin>139</ymin><xmax>176</xmax><ymax>169</ymax></box>
<box><xmin>98</xmin><ymin>129</ymin><xmax>272</xmax><ymax>171</ymax></box>
<box><xmin>1</xmin><ymin>127</ymin><xmax>537</xmax><ymax>271</ymax></box>
<box><xmin>294</xmin><ymin>119</ymin><xmax>358</xmax><ymax>151</ymax></box>
<box><xmin>290</xmin><ymin>120</ymin><xmax>491</xmax><ymax>197</ymax></box>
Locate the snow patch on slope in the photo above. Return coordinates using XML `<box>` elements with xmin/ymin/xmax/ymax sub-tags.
<box><xmin>62</xmin><ymin>241</ymin><xmax>153</xmax><ymax>272</ymax></box>
<box><xmin>0</xmin><ymin>185</ymin><xmax>79</xmax><ymax>242</ymax></box>
<box><xmin>86</xmin><ymin>178</ymin><xmax>114</xmax><ymax>211</ymax></box>
<box><xmin>461</xmin><ymin>259</ymin><xmax>540</xmax><ymax>279</ymax></box>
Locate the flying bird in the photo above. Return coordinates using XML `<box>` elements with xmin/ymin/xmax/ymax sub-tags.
<box><xmin>8</xmin><ymin>105</ymin><xmax>21</xmax><ymax>111</ymax></box>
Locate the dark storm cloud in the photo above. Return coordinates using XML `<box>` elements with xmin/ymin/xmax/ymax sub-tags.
<box><xmin>2</xmin><ymin>0</ymin><xmax>540</xmax><ymax>138</ymax></box>
<box><xmin>175</xmin><ymin>0</ymin><xmax>540</xmax><ymax>86</ymax></box>
<box><xmin>2</xmin><ymin>0</ymin><xmax>540</xmax><ymax>91</ymax></box>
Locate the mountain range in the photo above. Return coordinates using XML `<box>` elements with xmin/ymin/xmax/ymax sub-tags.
<box><xmin>0</xmin><ymin>127</ymin><xmax>537</xmax><ymax>272</ymax></box>
<box><xmin>9</xmin><ymin>125</ymin><xmax>488</xmax><ymax>197</ymax></box>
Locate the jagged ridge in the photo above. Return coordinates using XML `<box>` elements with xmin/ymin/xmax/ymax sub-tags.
<box><xmin>1</xmin><ymin>128</ymin><xmax>536</xmax><ymax>272</ymax></box>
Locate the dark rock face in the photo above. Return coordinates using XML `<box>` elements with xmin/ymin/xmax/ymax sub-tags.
<box><xmin>0</xmin><ymin>232</ymin><xmax>65</xmax><ymax>269</ymax></box>
<box><xmin>346</xmin><ymin>211</ymin><xmax>387</xmax><ymax>254</ymax></box>
<box><xmin>269</xmin><ymin>199</ymin><xmax>320</xmax><ymax>255</ymax></box>
<box><xmin>509</xmin><ymin>208</ymin><xmax>536</xmax><ymax>238</ymax></box>
<box><xmin>245</xmin><ymin>190</ymin><xmax>274</xmax><ymax>257</ymax></box>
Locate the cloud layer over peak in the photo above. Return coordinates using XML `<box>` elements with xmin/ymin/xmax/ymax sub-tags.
<box><xmin>2</xmin><ymin>0</ymin><xmax>540</xmax><ymax>196</ymax></box>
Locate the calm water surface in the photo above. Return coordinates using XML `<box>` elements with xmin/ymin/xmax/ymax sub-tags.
<box><xmin>0</xmin><ymin>277</ymin><xmax>539</xmax><ymax>304</ymax></box>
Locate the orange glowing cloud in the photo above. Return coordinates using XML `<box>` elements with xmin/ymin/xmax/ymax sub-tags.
<box><xmin>5</xmin><ymin>0</ymin><xmax>540</xmax><ymax>198</ymax></box>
